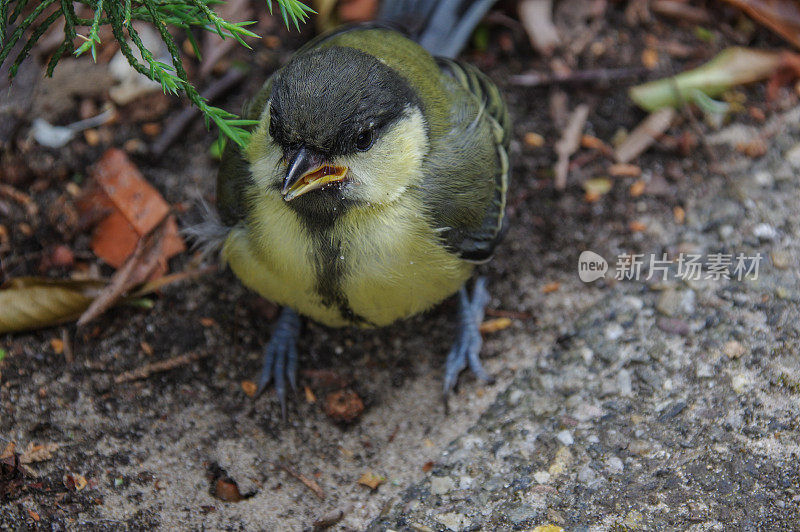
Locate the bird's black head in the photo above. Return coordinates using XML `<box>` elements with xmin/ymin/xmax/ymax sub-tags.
<box><xmin>270</xmin><ymin>46</ymin><xmax>419</xmax><ymax>158</ymax></box>
<box><xmin>255</xmin><ymin>45</ymin><xmax>429</xmax><ymax>219</ymax></box>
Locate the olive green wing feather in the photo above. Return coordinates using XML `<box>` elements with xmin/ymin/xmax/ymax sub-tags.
<box><xmin>420</xmin><ymin>57</ymin><xmax>510</xmax><ymax>262</ymax></box>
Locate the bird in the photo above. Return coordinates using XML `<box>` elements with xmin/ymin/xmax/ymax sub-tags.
<box><xmin>204</xmin><ymin>5</ymin><xmax>510</xmax><ymax>417</ymax></box>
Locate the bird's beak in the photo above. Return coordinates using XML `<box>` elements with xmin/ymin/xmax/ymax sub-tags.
<box><xmin>281</xmin><ymin>146</ymin><xmax>349</xmax><ymax>201</ymax></box>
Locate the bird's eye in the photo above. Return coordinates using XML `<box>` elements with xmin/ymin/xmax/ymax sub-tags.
<box><xmin>355</xmin><ymin>129</ymin><xmax>375</xmax><ymax>151</ymax></box>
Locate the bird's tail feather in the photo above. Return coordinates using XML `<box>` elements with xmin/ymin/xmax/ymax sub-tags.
<box><xmin>378</xmin><ymin>0</ymin><xmax>497</xmax><ymax>58</ymax></box>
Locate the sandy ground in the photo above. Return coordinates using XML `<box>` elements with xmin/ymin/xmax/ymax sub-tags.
<box><xmin>2</xmin><ymin>7</ymin><xmax>800</xmax><ymax>531</ymax></box>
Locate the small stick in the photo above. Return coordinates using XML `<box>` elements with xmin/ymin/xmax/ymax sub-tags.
<box><xmin>61</xmin><ymin>328</ymin><xmax>74</xmax><ymax>364</ymax></box>
<box><xmin>114</xmin><ymin>351</ymin><xmax>208</xmax><ymax>383</ymax></box>
<box><xmin>510</xmin><ymin>67</ymin><xmax>647</xmax><ymax>87</ymax></box>
<box><xmin>278</xmin><ymin>463</ymin><xmax>325</xmax><ymax>500</ymax></box>
<box><xmin>485</xmin><ymin>308</ymin><xmax>533</xmax><ymax>320</ymax></box>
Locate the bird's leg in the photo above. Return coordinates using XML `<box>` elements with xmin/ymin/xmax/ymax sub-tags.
<box><xmin>443</xmin><ymin>277</ymin><xmax>494</xmax><ymax>401</ymax></box>
<box><xmin>256</xmin><ymin>306</ymin><xmax>301</xmax><ymax>419</ymax></box>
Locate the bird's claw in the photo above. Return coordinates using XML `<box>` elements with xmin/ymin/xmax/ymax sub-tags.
<box><xmin>256</xmin><ymin>307</ymin><xmax>301</xmax><ymax>419</ymax></box>
<box><xmin>443</xmin><ymin>277</ymin><xmax>494</xmax><ymax>402</ymax></box>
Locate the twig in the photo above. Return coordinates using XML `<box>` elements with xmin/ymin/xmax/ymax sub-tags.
<box><xmin>114</xmin><ymin>351</ymin><xmax>208</xmax><ymax>383</ymax></box>
<box><xmin>277</xmin><ymin>463</ymin><xmax>325</xmax><ymax>500</ymax></box>
<box><xmin>61</xmin><ymin>327</ymin><xmax>73</xmax><ymax>364</ymax></box>
<box><xmin>0</xmin><ymin>184</ymin><xmax>38</xmax><ymax>216</ymax></box>
<box><xmin>554</xmin><ymin>104</ymin><xmax>590</xmax><ymax>190</ymax></box>
<box><xmin>151</xmin><ymin>68</ymin><xmax>248</xmax><ymax>158</ymax></box>
<box><xmin>485</xmin><ymin>308</ymin><xmax>533</xmax><ymax>320</ymax></box>
<box><xmin>77</xmin><ymin>219</ymin><xmax>168</xmax><ymax>327</ymax></box>
<box><xmin>510</xmin><ymin>67</ymin><xmax>647</xmax><ymax>87</ymax></box>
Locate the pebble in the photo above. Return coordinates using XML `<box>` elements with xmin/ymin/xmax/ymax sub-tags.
<box><xmin>508</xmin><ymin>389</ymin><xmax>525</xmax><ymax>405</ymax></box>
<box><xmin>548</xmin><ymin>447</ymin><xmax>573</xmax><ymax>476</ymax></box>
<box><xmin>617</xmin><ymin>369</ymin><xmax>633</xmax><ymax>397</ymax></box>
<box><xmin>605</xmin><ymin>323</ymin><xmax>624</xmax><ymax>341</ymax></box>
<box><xmin>556</xmin><ymin>430</ymin><xmax>574</xmax><ymax>446</ymax></box>
<box><xmin>577</xmin><ymin>464</ymin><xmax>597</xmax><ymax>484</ymax></box>
<box><xmin>696</xmin><ymin>362</ymin><xmax>714</xmax><ymax>378</ymax></box>
<box><xmin>605</xmin><ymin>456</ymin><xmax>624</xmax><ymax>474</ymax></box>
<box><xmin>770</xmin><ymin>250</ymin><xmax>790</xmax><ymax>270</ymax></box>
<box><xmin>434</xmin><ymin>512</ymin><xmax>469</xmax><ymax>531</ymax></box>
<box><xmin>573</xmin><ymin>403</ymin><xmax>604</xmax><ymax>422</ymax></box>
<box><xmin>731</xmin><ymin>373</ymin><xmax>751</xmax><ymax>394</ymax></box>
<box><xmin>430</xmin><ymin>476</ymin><xmax>455</xmax><ymax>495</ymax></box>
<box><xmin>752</xmin><ymin>223</ymin><xmax>777</xmax><ymax>241</ymax></box>
<box><xmin>622</xmin><ymin>510</ymin><xmax>644</xmax><ymax>529</ymax></box>
<box><xmin>723</xmin><ymin>340</ymin><xmax>746</xmax><ymax>359</ymax></box>
<box><xmin>656</xmin><ymin>289</ymin><xmax>696</xmax><ymax>317</ymax></box>
<box><xmin>784</xmin><ymin>142</ymin><xmax>800</xmax><ymax>169</ymax></box>
<box><xmin>718</xmin><ymin>225</ymin><xmax>735</xmax><ymax>239</ymax></box>
<box><xmin>507</xmin><ymin>504</ymin><xmax>539</xmax><ymax>526</ymax></box>
<box><xmin>753</xmin><ymin>170</ymin><xmax>774</xmax><ymax>187</ymax></box>
<box><xmin>534</xmin><ymin>471</ymin><xmax>551</xmax><ymax>484</ymax></box>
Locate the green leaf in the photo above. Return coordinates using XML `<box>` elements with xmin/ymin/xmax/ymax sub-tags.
<box><xmin>0</xmin><ymin>348</ymin><xmax>6</xmax><ymax>362</ymax></box>
<box><xmin>629</xmin><ymin>47</ymin><xmax>783</xmax><ymax>112</ymax></box>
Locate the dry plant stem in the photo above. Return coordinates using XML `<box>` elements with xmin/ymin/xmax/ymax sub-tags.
<box><xmin>554</xmin><ymin>104</ymin><xmax>590</xmax><ymax>190</ymax></box>
<box><xmin>77</xmin><ymin>218</ymin><xmax>168</xmax><ymax>327</ymax></box>
<box><xmin>510</xmin><ymin>67</ymin><xmax>647</xmax><ymax>87</ymax></box>
<box><xmin>277</xmin><ymin>463</ymin><xmax>326</xmax><ymax>500</ymax></box>
<box><xmin>114</xmin><ymin>351</ymin><xmax>209</xmax><ymax>383</ymax></box>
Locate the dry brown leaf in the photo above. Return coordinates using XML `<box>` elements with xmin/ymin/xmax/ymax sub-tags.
<box><xmin>304</xmin><ymin>386</ymin><xmax>317</xmax><ymax>404</ymax></box>
<box><xmin>79</xmin><ymin>148</ymin><xmax>184</xmax><ymax>270</ymax></box>
<box><xmin>629</xmin><ymin>221</ymin><xmax>647</xmax><ymax>232</ymax></box>
<box><xmin>214</xmin><ymin>478</ymin><xmax>244</xmax><ymax>502</ymax></box>
<box><xmin>479</xmin><ymin>317</ymin><xmax>513</xmax><ymax>334</ymax></box>
<box><xmin>722</xmin><ymin>0</ymin><xmax>800</xmax><ymax>49</ymax></box>
<box><xmin>0</xmin><ymin>278</ymin><xmax>106</xmax><ymax>334</ymax></box>
<box><xmin>50</xmin><ymin>338</ymin><xmax>64</xmax><ymax>354</ymax></box>
<box><xmin>19</xmin><ymin>442</ymin><xmax>60</xmax><ymax>464</ymax></box>
<box><xmin>609</xmin><ymin>163</ymin><xmax>642</xmax><ymax>178</ymax></box>
<box><xmin>541</xmin><ymin>281</ymin><xmax>561</xmax><ymax>294</ymax></box>
<box><xmin>357</xmin><ymin>471</ymin><xmax>385</xmax><ymax>490</ymax></box>
<box><xmin>241</xmin><ymin>380</ymin><xmax>257</xmax><ymax>397</ymax></box>
<box><xmin>673</xmin><ymin>206</ymin><xmax>686</xmax><ymax>224</ymax></box>
<box><xmin>73</xmin><ymin>473</ymin><xmax>88</xmax><ymax>491</ymax></box>
<box><xmin>630</xmin><ymin>180</ymin><xmax>646</xmax><ymax>197</ymax></box>
<box><xmin>77</xmin><ymin>219</ymin><xmax>169</xmax><ymax>327</ymax></box>
<box><xmin>0</xmin><ymin>442</ymin><xmax>15</xmax><ymax>460</ymax></box>
<box><xmin>324</xmin><ymin>390</ymin><xmax>365</xmax><ymax>423</ymax></box>
<box><xmin>524</xmin><ymin>132</ymin><xmax>545</xmax><ymax>148</ymax></box>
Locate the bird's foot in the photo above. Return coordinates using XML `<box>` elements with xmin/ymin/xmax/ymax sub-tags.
<box><xmin>443</xmin><ymin>277</ymin><xmax>494</xmax><ymax>404</ymax></box>
<box><xmin>256</xmin><ymin>307</ymin><xmax>301</xmax><ymax>419</ymax></box>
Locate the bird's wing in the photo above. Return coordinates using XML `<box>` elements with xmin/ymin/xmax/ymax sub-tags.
<box><xmin>216</xmin><ymin>78</ymin><xmax>274</xmax><ymax>226</ymax></box>
<box><xmin>420</xmin><ymin>57</ymin><xmax>510</xmax><ymax>263</ymax></box>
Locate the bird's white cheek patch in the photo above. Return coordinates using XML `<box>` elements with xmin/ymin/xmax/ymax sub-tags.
<box><xmin>341</xmin><ymin>107</ymin><xmax>428</xmax><ymax>205</ymax></box>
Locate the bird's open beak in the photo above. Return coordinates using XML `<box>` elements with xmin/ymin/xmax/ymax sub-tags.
<box><xmin>281</xmin><ymin>146</ymin><xmax>349</xmax><ymax>201</ymax></box>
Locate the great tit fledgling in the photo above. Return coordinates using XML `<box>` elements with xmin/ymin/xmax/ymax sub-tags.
<box><xmin>214</xmin><ymin>25</ymin><xmax>510</xmax><ymax>415</ymax></box>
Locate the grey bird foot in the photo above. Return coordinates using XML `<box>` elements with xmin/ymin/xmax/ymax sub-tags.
<box><xmin>256</xmin><ymin>307</ymin><xmax>301</xmax><ymax>419</ymax></box>
<box><xmin>443</xmin><ymin>277</ymin><xmax>494</xmax><ymax>403</ymax></box>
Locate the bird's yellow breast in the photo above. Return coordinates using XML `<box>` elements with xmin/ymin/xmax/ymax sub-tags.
<box><xmin>222</xmin><ymin>191</ymin><xmax>472</xmax><ymax>328</ymax></box>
